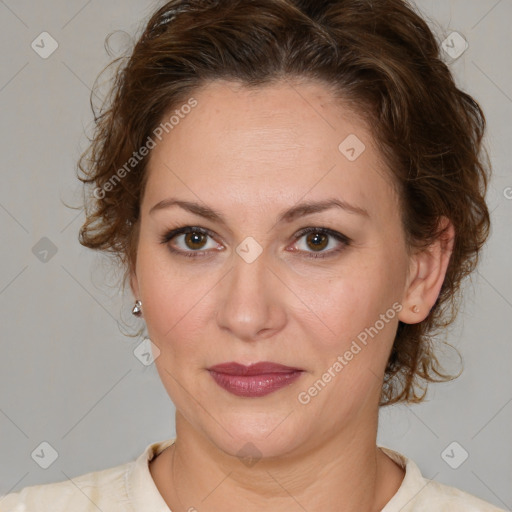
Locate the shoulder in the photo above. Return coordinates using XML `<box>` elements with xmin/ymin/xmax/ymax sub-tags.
<box><xmin>415</xmin><ymin>478</ymin><xmax>506</xmax><ymax>511</ymax></box>
<box><xmin>379</xmin><ymin>446</ymin><xmax>506</xmax><ymax>512</ymax></box>
<box><xmin>0</xmin><ymin>461</ymin><xmax>133</xmax><ymax>512</ymax></box>
<box><xmin>0</xmin><ymin>438</ymin><xmax>176</xmax><ymax>512</ymax></box>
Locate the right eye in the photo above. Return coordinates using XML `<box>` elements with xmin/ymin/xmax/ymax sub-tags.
<box><xmin>160</xmin><ymin>226</ymin><xmax>221</xmax><ymax>258</ymax></box>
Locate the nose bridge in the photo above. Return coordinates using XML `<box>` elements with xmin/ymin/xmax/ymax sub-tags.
<box><xmin>229</xmin><ymin>237</ymin><xmax>272</xmax><ymax>304</ymax></box>
<box><xmin>216</xmin><ymin>237</ymin><xmax>286</xmax><ymax>340</ymax></box>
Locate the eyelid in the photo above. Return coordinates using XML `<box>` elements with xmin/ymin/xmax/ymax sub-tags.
<box><xmin>160</xmin><ymin>226</ymin><xmax>221</xmax><ymax>247</ymax></box>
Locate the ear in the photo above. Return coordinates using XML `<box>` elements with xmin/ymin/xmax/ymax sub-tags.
<box><xmin>398</xmin><ymin>216</ymin><xmax>455</xmax><ymax>324</ymax></box>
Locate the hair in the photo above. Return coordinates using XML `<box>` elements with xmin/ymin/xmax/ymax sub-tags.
<box><xmin>76</xmin><ymin>0</ymin><xmax>491</xmax><ymax>406</ymax></box>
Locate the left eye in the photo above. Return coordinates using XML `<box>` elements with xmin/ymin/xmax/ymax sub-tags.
<box><xmin>292</xmin><ymin>227</ymin><xmax>350</xmax><ymax>258</ymax></box>
<box><xmin>160</xmin><ymin>226</ymin><xmax>350</xmax><ymax>259</ymax></box>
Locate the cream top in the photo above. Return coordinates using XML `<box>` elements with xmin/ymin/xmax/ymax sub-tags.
<box><xmin>0</xmin><ymin>438</ymin><xmax>506</xmax><ymax>511</ymax></box>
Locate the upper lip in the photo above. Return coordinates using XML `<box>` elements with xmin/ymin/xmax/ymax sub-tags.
<box><xmin>208</xmin><ymin>361</ymin><xmax>303</xmax><ymax>375</ymax></box>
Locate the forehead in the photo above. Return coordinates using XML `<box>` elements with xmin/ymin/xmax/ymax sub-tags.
<box><xmin>142</xmin><ymin>79</ymin><xmax>398</xmax><ymax>223</ymax></box>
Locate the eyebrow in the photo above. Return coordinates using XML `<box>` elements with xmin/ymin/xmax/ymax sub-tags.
<box><xmin>149</xmin><ymin>196</ymin><xmax>369</xmax><ymax>225</ymax></box>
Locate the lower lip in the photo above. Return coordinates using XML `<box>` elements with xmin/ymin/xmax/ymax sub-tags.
<box><xmin>208</xmin><ymin>370</ymin><xmax>303</xmax><ymax>397</ymax></box>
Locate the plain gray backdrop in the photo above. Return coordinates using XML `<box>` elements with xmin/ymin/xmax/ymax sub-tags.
<box><xmin>0</xmin><ymin>0</ymin><xmax>511</xmax><ymax>509</ymax></box>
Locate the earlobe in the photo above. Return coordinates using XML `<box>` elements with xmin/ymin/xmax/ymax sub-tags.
<box><xmin>399</xmin><ymin>217</ymin><xmax>455</xmax><ymax>324</ymax></box>
<box><xmin>129</xmin><ymin>270</ymin><xmax>143</xmax><ymax>317</ymax></box>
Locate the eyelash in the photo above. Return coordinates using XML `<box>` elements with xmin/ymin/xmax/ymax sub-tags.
<box><xmin>159</xmin><ymin>226</ymin><xmax>351</xmax><ymax>260</ymax></box>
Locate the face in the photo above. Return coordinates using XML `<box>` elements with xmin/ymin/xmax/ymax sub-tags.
<box><xmin>131</xmin><ymin>79</ymin><xmax>414</xmax><ymax>458</ymax></box>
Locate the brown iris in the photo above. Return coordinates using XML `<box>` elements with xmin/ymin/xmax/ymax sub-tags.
<box><xmin>305</xmin><ymin>231</ymin><xmax>328</xmax><ymax>252</ymax></box>
<box><xmin>185</xmin><ymin>231</ymin><xmax>208</xmax><ymax>250</ymax></box>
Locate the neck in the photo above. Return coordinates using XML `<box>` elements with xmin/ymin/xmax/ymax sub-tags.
<box><xmin>153</xmin><ymin>410</ymin><xmax>404</xmax><ymax>512</ymax></box>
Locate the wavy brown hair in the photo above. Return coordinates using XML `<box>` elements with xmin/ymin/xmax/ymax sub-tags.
<box><xmin>76</xmin><ymin>0</ymin><xmax>491</xmax><ymax>405</ymax></box>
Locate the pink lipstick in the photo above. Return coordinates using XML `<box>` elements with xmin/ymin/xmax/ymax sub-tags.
<box><xmin>208</xmin><ymin>361</ymin><xmax>303</xmax><ymax>397</ymax></box>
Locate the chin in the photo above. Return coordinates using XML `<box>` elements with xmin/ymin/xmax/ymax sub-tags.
<box><xmin>202</xmin><ymin>413</ymin><xmax>310</xmax><ymax>461</ymax></box>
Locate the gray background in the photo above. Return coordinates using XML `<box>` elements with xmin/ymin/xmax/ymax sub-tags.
<box><xmin>0</xmin><ymin>0</ymin><xmax>511</xmax><ymax>508</ymax></box>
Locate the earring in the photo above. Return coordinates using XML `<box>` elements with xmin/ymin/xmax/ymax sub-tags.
<box><xmin>132</xmin><ymin>300</ymin><xmax>142</xmax><ymax>316</ymax></box>
<box><xmin>411</xmin><ymin>305</ymin><xmax>420</xmax><ymax>313</ymax></box>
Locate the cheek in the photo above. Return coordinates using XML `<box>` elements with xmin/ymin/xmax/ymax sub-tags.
<box><xmin>136</xmin><ymin>242</ymin><xmax>178</xmax><ymax>338</ymax></box>
<box><xmin>296</xmin><ymin>274</ymin><xmax>400</xmax><ymax>407</ymax></box>
<box><xmin>293</xmin><ymin>259</ymin><xmax>394</xmax><ymax>333</ymax></box>
<box><xmin>291</xmin><ymin>252</ymin><xmax>403</xmax><ymax>375</ymax></box>
<box><xmin>136</xmin><ymin>244</ymin><xmax>216</xmax><ymax>350</ymax></box>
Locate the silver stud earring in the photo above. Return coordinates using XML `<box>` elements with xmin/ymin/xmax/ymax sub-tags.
<box><xmin>411</xmin><ymin>305</ymin><xmax>420</xmax><ymax>313</ymax></box>
<box><xmin>132</xmin><ymin>300</ymin><xmax>142</xmax><ymax>316</ymax></box>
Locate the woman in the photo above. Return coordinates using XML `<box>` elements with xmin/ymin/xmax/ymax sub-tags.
<box><xmin>1</xmin><ymin>0</ymin><xmax>505</xmax><ymax>510</ymax></box>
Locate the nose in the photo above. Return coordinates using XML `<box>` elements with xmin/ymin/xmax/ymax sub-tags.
<box><xmin>215</xmin><ymin>247</ymin><xmax>287</xmax><ymax>343</ymax></box>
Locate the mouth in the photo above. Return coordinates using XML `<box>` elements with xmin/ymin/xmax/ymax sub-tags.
<box><xmin>207</xmin><ymin>361</ymin><xmax>304</xmax><ymax>397</ymax></box>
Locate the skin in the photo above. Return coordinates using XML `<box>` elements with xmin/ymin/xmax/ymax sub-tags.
<box><xmin>130</xmin><ymin>79</ymin><xmax>455</xmax><ymax>512</ymax></box>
